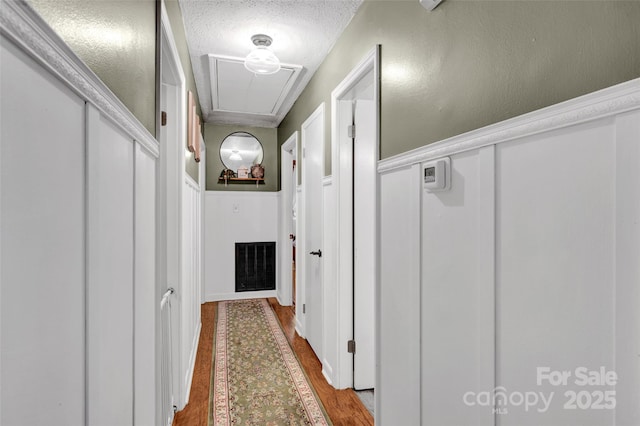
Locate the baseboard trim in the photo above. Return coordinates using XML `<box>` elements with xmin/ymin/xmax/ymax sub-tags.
<box><xmin>276</xmin><ymin>292</ymin><xmax>292</xmax><ymax>307</ymax></box>
<box><xmin>205</xmin><ymin>290</ymin><xmax>278</xmax><ymax>302</ymax></box>
<box><xmin>321</xmin><ymin>360</ymin><xmax>334</xmax><ymax>386</ymax></box>
<box><xmin>182</xmin><ymin>321</ymin><xmax>201</xmax><ymax>408</ymax></box>
<box><xmin>294</xmin><ymin>315</ymin><xmax>304</xmax><ymax>338</ymax></box>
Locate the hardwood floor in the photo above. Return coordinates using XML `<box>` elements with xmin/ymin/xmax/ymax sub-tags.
<box><xmin>268</xmin><ymin>298</ymin><xmax>374</xmax><ymax>426</ymax></box>
<box><xmin>173</xmin><ymin>298</ymin><xmax>374</xmax><ymax>426</ymax></box>
<box><xmin>172</xmin><ymin>301</ymin><xmax>216</xmax><ymax>426</ymax></box>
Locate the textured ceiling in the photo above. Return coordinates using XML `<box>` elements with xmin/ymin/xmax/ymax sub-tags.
<box><xmin>178</xmin><ymin>0</ymin><xmax>363</xmax><ymax>127</ymax></box>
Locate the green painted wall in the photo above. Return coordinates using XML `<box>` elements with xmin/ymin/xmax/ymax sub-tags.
<box><xmin>205</xmin><ymin>124</ymin><xmax>278</xmax><ymax>192</ymax></box>
<box><xmin>29</xmin><ymin>0</ymin><xmax>157</xmax><ymax>136</ymax></box>
<box><xmin>164</xmin><ymin>0</ymin><xmax>201</xmax><ymax>182</ymax></box>
<box><xmin>278</xmin><ymin>0</ymin><xmax>640</xmax><ymax>176</ymax></box>
<box><xmin>28</xmin><ymin>0</ymin><xmax>204</xmax><ymax>182</ymax></box>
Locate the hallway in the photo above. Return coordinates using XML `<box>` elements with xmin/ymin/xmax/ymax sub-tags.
<box><xmin>173</xmin><ymin>299</ymin><xmax>373</xmax><ymax>426</ymax></box>
<box><xmin>2</xmin><ymin>1</ymin><xmax>640</xmax><ymax>425</ymax></box>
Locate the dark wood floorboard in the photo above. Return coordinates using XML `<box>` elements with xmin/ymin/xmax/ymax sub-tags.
<box><xmin>173</xmin><ymin>298</ymin><xmax>374</xmax><ymax>426</ymax></box>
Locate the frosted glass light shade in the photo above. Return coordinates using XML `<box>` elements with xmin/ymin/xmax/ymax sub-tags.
<box><xmin>244</xmin><ymin>46</ymin><xmax>281</xmax><ymax>75</ymax></box>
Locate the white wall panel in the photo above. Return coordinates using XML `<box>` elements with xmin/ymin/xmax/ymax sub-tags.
<box><xmin>134</xmin><ymin>144</ymin><xmax>157</xmax><ymax>426</ymax></box>
<box><xmin>1</xmin><ymin>36</ymin><xmax>86</xmax><ymax>426</ymax></box>
<box><xmin>86</xmin><ymin>105</ymin><xmax>134</xmax><ymax>426</ymax></box>
<box><xmin>379</xmin><ymin>165</ymin><xmax>421</xmax><ymax>425</ymax></box>
<box><xmin>181</xmin><ymin>177</ymin><xmax>202</xmax><ymax>405</ymax></box>
<box><xmin>204</xmin><ymin>191</ymin><xmax>279</xmax><ymax>301</ymax></box>
<box><xmin>1</xmin><ymin>6</ymin><xmax>162</xmax><ymax>425</ymax></box>
<box><xmin>613</xmin><ymin>110</ymin><xmax>640</xmax><ymax>426</ymax></box>
<box><xmin>421</xmin><ymin>148</ymin><xmax>495</xmax><ymax>426</ymax></box>
<box><xmin>378</xmin><ymin>80</ymin><xmax>640</xmax><ymax>426</ymax></box>
<box><xmin>496</xmin><ymin>120</ymin><xmax>616</xmax><ymax>426</ymax></box>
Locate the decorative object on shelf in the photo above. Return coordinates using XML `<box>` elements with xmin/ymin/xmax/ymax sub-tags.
<box><xmin>251</xmin><ymin>163</ymin><xmax>264</xmax><ymax>179</ymax></box>
<box><xmin>220</xmin><ymin>169</ymin><xmax>236</xmax><ymax>179</ymax></box>
<box><xmin>237</xmin><ymin>167</ymin><xmax>249</xmax><ymax>178</ymax></box>
<box><xmin>219</xmin><ymin>168</ymin><xmax>236</xmax><ymax>186</ymax></box>
<box><xmin>244</xmin><ymin>34</ymin><xmax>281</xmax><ymax>75</ymax></box>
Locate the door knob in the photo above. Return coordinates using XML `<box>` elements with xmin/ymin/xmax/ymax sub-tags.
<box><xmin>309</xmin><ymin>250</ymin><xmax>322</xmax><ymax>257</ymax></box>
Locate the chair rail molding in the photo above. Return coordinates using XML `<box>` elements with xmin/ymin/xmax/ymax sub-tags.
<box><xmin>378</xmin><ymin>78</ymin><xmax>640</xmax><ymax>173</ymax></box>
<box><xmin>0</xmin><ymin>0</ymin><xmax>159</xmax><ymax>157</ymax></box>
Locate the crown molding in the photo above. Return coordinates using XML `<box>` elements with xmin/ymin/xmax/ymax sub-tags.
<box><xmin>1</xmin><ymin>0</ymin><xmax>159</xmax><ymax>157</ymax></box>
<box><xmin>378</xmin><ymin>78</ymin><xmax>640</xmax><ymax>174</ymax></box>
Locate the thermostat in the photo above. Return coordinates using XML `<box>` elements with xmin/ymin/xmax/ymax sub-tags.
<box><xmin>422</xmin><ymin>157</ymin><xmax>451</xmax><ymax>192</ymax></box>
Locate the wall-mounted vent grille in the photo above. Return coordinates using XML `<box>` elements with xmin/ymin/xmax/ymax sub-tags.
<box><xmin>235</xmin><ymin>242</ymin><xmax>276</xmax><ymax>292</ymax></box>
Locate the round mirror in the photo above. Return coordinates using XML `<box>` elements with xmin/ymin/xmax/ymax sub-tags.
<box><xmin>219</xmin><ymin>132</ymin><xmax>264</xmax><ymax>172</ymax></box>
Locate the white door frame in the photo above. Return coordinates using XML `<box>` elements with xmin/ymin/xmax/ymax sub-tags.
<box><xmin>300</xmin><ymin>103</ymin><xmax>325</xmax><ymax>346</ymax></box>
<box><xmin>330</xmin><ymin>46</ymin><xmax>380</xmax><ymax>390</ymax></box>
<box><xmin>159</xmin><ymin>3</ymin><xmax>186</xmax><ymax>415</ymax></box>
<box><xmin>295</xmin><ymin>183</ymin><xmax>305</xmax><ymax>336</ymax></box>
<box><xmin>198</xmin><ymin>135</ymin><xmax>206</xmax><ymax>304</ymax></box>
<box><xmin>279</xmin><ymin>132</ymin><xmax>298</xmax><ymax>307</ymax></box>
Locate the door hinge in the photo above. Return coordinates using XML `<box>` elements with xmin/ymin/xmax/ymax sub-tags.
<box><xmin>161</xmin><ymin>111</ymin><xmax>167</xmax><ymax>126</ymax></box>
<box><xmin>302</xmin><ymin>147</ymin><xmax>306</xmax><ymax>158</ymax></box>
<box><xmin>347</xmin><ymin>339</ymin><xmax>356</xmax><ymax>354</ymax></box>
<box><xmin>347</xmin><ymin>124</ymin><xmax>356</xmax><ymax>139</ymax></box>
<box><xmin>303</xmin><ymin>303</ymin><xmax>306</xmax><ymax>314</ymax></box>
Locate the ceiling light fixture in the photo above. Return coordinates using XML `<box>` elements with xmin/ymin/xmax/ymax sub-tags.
<box><xmin>244</xmin><ymin>34</ymin><xmax>281</xmax><ymax>75</ymax></box>
<box><xmin>419</xmin><ymin>0</ymin><xmax>445</xmax><ymax>11</ymax></box>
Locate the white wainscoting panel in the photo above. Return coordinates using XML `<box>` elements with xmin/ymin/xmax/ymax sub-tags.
<box><xmin>377</xmin><ymin>79</ymin><xmax>640</xmax><ymax>425</ymax></box>
<box><xmin>86</xmin><ymin>104</ymin><xmax>135</xmax><ymax>426</ymax></box>
<box><xmin>1</xmin><ymin>35</ymin><xmax>86</xmax><ymax>425</ymax></box>
<box><xmin>421</xmin><ymin>147</ymin><xmax>495</xmax><ymax>426</ymax></box>
<box><xmin>321</xmin><ymin>177</ymin><xmax>337</xmax><ymax>385</ymax></box>
<box><xmin>181</xmin><ymin>176</ymin><xmax>202</xmax><ymax>405</ymax></box>
<box><xmin>613</xmin><ymin>110</ymin><xmax>640</xmax><ymax>426</ymax></box>
<box><xmin>497</xmin><ymin>118</ymin><xmax>617</xmax><ymax>426</ymax></box>
<box><xmin>134</xmin><ymin>143</ymin><xmax>157</xmax><ymax>426</ymax></box>
<box><xmin>378</xmin><ymin>164</ymin><xmax>422</xmax><ymax>425</ymax></box>
<box><xmin>204</xmin><ymin>191</ymin><xmax>279</xmax><ymax>301</ymax></box>
<box><xmin>1</xmin><ymin>4</ymin><xmax>161</xmax><ymax>425</ymax></box>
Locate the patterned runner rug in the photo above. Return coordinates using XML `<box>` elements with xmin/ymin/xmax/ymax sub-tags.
<box><xmin>209</xmin><ymin>299</ymin><xmax>332</xmax><ymax>425</ymax></box>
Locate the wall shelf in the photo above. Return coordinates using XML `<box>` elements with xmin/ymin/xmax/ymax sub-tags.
<box><xmin>218</xmin><ymin>177</ymin><xmax>265</xmax><ymax>187</ymax></box>
<box><xmin>218</xmin><ymin>177</ymin><xmax>265</xmax><ymax>183</ymax></box>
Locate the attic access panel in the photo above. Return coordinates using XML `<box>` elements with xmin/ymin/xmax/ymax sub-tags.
<box><xmin>208</xmin><ymin>55</ymin><xmax>302</xmax><ymax>117</ymax></box>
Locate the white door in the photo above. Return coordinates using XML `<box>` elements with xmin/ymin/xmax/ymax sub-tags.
<box><xmin>332</xmin><ymin>48</ymin><xmax>379</xmax><ymax>389</ymax></box>
<box><xmin>353</xmin><ymin>99</ymin><xmax>376</xmax><ymax>389</ymax></box>
<box><xmin>279</xmin><ymin>133</ymin><xmax>297</xmax><ymax>309</ymax></box>
<box><xmin>159</xmin><ymin>9</ymin><xmax>187</xmax><ymax>416</ymax></box>
<box><xmin>290</xmin><ymin>151</ymin><xmax>297</xmax><ymax>307</ymax></box>
<box><xmin>302</xmin><ymin>104</ymin><xmax>325</xmax><ymax>357</ymax></box>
